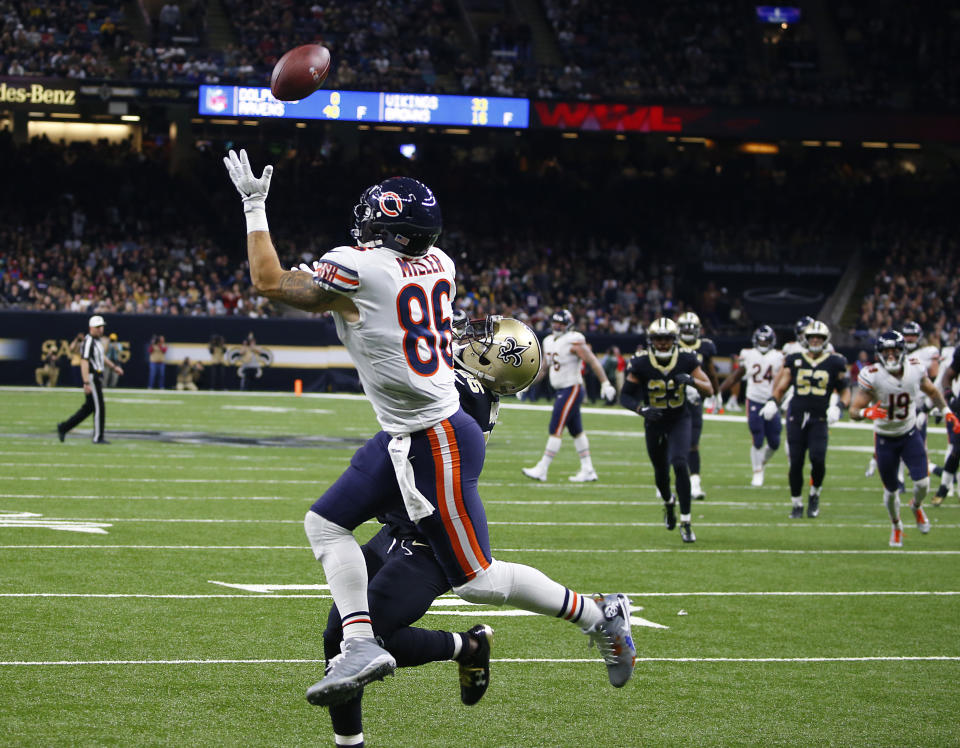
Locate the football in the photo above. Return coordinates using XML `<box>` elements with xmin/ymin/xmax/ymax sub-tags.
<box><xmin>270</xmin><ymin>44</ymin><xmax>331</xmax><ymax>101</ymax></box>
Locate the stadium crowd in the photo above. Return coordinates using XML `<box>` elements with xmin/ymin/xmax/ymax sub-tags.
<box><xmin>2</xmin><ymin>0</ymin><xmax>957</xmax><ymax>112</ymax></box>
<box><xmin>2</xmin><ymin>130</ymin><xmax>957</xmax><ymax>343</ymax></box>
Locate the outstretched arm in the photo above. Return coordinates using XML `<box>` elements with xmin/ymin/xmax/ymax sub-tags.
<box><xmin>224</xmin><ymin>149</ymin><xmax>358</xmax><ymax>317</ymax></box>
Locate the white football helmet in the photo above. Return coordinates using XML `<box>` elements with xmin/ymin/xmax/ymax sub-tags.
<box><xmin>454</xmin><ymin>316</ymin><xmax>541</xmax><ymax>395</ymax></box>
<box><xmin>648</xmin><ymin>318</ymin><xmax>679</xmax><ymax>362</ymax></box>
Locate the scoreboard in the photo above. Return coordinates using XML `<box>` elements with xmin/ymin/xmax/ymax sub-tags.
<box><xmin>199</xmin><ymin>85</ymin><xmax>529</xmax><ymax>128</ymax></box>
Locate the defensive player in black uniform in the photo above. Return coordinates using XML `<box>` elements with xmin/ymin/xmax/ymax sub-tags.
<box><xmin>322</xmin><ymin>316</ymin><xmax>541</xmax><ymax>747</ymax></box>
<box><xmin>933</xmin><ymin>345</ymin><xmax>960</xmax><ymax>505</ymax></box>
<box><xmin>621</xmin><ymin>318</ymin><xmax>713</xmax><ymax>542</ymax></box>
<box><xmin>676</xmin><ymin>312</ymin><xmax>721</xmax><ymax>500</ymax></box>
<box><xmin>762</xmin><ymin>320</ymin><xmax>851</xmax><ymax>518</ymax></box>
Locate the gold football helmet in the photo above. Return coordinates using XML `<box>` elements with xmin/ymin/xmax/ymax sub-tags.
<box><xmin>803</xmin><ymin>320</ymin><xmax>831</xmax><ymax>354</ymax></box>
<box><xmin>676</xmin><ymin>311</ymin><xmax>701</xmax><ymax>344</ymax></box>
<box><xmin>648</xmin><ymin>317</ymin><xmax>679</xmax><ymax>362</ymax></box>
<box><xmin>454</xmin><ymin>316</ymin><xmax>541</xmax><ymax>395</ymax></box>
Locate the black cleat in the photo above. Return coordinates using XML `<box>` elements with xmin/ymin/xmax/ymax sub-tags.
<box><xmin>680</xmin><ymin>522</ymin><xmax>696</xmax><ymax>543</ymax></box>
<box><xmin>807</xmin><ymin>494</ymin><xmax>820</xmax><ymax>518</ymax></box>
<box><xmin>56</xmin><ymin>423</ymin><xmax>66</xmax><ymax>442</ymax></box>
<box><xmin>93</xmin><ymin>439</ymin><xmax>111</xmax><ymax>445</ymax></box>
<box><xmin>790</xmin><ymin>505</ymin><xmax>804</xmax><ymax>519</ymax></box>
<box><xmin>663</xmin><ymin>497</ymin><xmax>677</xmax><ymax>531</ymax></box>
<box><xmin>458</xmin><ymin>624</ymin><xmax>493</xmax><ymax>706</ymax></box>
<box><xmin>932</xmin><ymin>490</ymin><xmax>946</xmax><ymax>507</ymax></box>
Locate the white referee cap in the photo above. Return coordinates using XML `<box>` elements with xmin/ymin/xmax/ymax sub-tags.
<box><xmin>88</xmin><ymin>315</ymin><xmax>106</xmax><ymax>328</ymax></box>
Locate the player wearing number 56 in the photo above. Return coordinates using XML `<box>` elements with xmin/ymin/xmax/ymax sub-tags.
<box><xmin>224</xmin><ymin>150</ymin><xmax>637</xmax><ymax>717</ymax></box>
<box><xmin>767</xmin><ymin>320</ymin><xmax>851</xmax><ymax>520</ymax></box>
<box><xmin>619</xmin><ymin>318</ymin><xmax>713</xmax><ymax>543</ymax></box>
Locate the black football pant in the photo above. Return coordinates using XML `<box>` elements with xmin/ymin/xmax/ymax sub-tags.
<box><xmin>324</xmin><ymin>528</ymin><xmax>452</xmax><ymax>739</ymax></box>
<box><xmin>786</xmin><ymin>409</ymin><xmax>828</xmax><ymax>497</ymax></box>
<box><xmin>687</xmin><ymin>401</ymin><xmax>703</xmax><ymax>474</ymax></box>
<box><xmin>645</xmin><ymin>414</ymin><xmax>693</xmax><ymax>514</ymax></box>
<box><xmin>61</xmin><ymin>375</ymin><xmax>105</xmax><ymax>442</ymax></box>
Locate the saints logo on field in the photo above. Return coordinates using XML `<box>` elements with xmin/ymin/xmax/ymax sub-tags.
<box><xmin>497</xmin><ymin>337</ymin><xmax>529</xmax><ymax>367</ymax></box>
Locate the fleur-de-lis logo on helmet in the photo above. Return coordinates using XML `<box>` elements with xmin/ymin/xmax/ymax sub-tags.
<box><xmin>497</xmin><ymin>337</ymin><xmax>529</xmax><ymax>368</ymax></box>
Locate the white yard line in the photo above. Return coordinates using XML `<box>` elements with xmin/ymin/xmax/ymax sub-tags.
<box><xmin>1</xmin><ymin>544</ymin><xmax>958</xmax><ymax>554</ymax></box>
<box><xmin>4</xmin><ymin>515</ymin><xmax>960</xmax><ymax>530</ymax></box>
<box><xmin>1</xmin><ymin>656</ymin><xmax>957</xmax><ymax>666</ymax></box>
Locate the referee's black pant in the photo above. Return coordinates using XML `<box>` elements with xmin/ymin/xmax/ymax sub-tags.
<box><xmin>61</xmin><ymin>374</ymin><xmax>106</xmax><ymax>442</ymax></box>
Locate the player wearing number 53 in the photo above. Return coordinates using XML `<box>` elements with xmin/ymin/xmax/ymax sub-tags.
<box><xmin>620</xmin><ymin>318</ymin><xmax>713</xmax><ymax>543</ymax></box>
<box><xmin>224</xmin><ymin>150</ymin><xmax>636</xmax><ymax>715</ymax></box>
<box><xmin>762</xmin><ymin>321</ymin><xmax>851</xmax><ymax>520</ymax></box>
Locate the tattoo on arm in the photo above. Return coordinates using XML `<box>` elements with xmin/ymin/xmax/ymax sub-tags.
<box><xmin>274</xmin><ymin>272</ymin><xmax>340</xmax><ymax>312</ymax></box>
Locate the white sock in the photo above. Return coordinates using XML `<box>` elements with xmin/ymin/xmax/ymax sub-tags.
<box><xmin>450</xmin><ymin>632</ymin><xmax>463</xmax><ymax>660</ymax></box>
<box><xmin>791</xmin><ymin>496</ymin><xmax>803</xmax><ymax>507</ymax></box>
<box><xmin>884</xmin><ymin>489</ymin><xmax>900</xmax><ymax>524</ymax></box>
<box><xmin>480</xmin><ymin>560</ymin><xmax>604</xmax><ymax>631</ymax></box>
<box><xmin>809</xmin><ymin>485</ymin><xmax>821</xmax><ymax>497</ymax></box>
<box><xmin>573</xmin><ymin>433</ymin><xmax>593</xmax><ymax>471</ymax></box>
<box><xmin>680</xmin><ymin>513</ymin><xmax>691</xmax><ymax>523</ymax></box>
<box><xmin>943</xmin><ymin>471</ymin><xmax>955</xmax><ymax>489</ymax></box>
<box><xmin>334</xmin><ymin>733</ymin><xmax>364</xmax><ymax>746</ymax></box>
<box><xmin>763</xmin><ymin>445</ymin><xmax>776</xmax><ymax>464</ymax></box>
<box><xmin>304</xmin><ymin>511</ymin><xmax>374</xmax><ymax>640</ymax></box>
<box><xmin>540</xmin><ymin>435</ymin><xmax>563</xmax><ymax>468</ymax></box>
<box><xmin>750</xmin><ymin>446</ymin><xmax>764</xmax><ymax>472</ymax></box>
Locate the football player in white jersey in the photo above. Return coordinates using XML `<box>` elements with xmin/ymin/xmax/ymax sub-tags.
<box><xmin>719</xmin><ymin>325</ymin><xmax>784</xmax><ymax>486</ymax></box>
<box><xmin>868</xmin><ymin>321</ymin><xmax>942</xmax><ymax>479</ymax></box>
<box><xmin>225</xmin><ymin>150</ymin><xmax>635</xmax><ymax>710</ymax></box>
<box><xmin>850</xmin><ymin>331</ymin><xmax>955</xmax><ymax>547</ymax></box>
<box><xmin>522</xmin><ymin>309</ymin><xmax>617</xmax><ymax>482</ymax></box>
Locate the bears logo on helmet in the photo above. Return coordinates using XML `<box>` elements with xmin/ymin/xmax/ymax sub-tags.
<box><xmin>899</xmin><ymin>321</ymin><xmax>922</xmax><ymax>352</ymax></box>
<box><xmin>350</xmin><ymin>176</ymin><xmax>441</xmax><ymax>257</ymax></box>
<box><xmin>876</xmin><ymin>330</ymin><xmax>906</xmax><ymax>372</ymax></box>
<box><xmin>752</xmin><ymin>325</ymin><xmax>776</xmax><ymax>352</ymax></box>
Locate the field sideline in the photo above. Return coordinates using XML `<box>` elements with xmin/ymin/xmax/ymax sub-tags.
<box><xmin>2</xmin><ymin>386</ymin><xmax>959</xmax><ymax>747</ymax></box>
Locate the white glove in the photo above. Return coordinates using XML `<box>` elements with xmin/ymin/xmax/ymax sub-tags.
<box><xmin>827</xmin><ymin>404</ymin><xmax>841</xmax><ymax>425</ymax></box>
<box><xmin>289</xmin><ymin>261</ymin><xmax>321</xmax><ymax>275</ymax></box>
<box><xmin>600</xmin><ymin>381</ymin><xmax>616</xmax><ymax>404</ymax></box>
<box><xmin>223</xmin><ymin>148</ymin><xmax>273</xmax><ymax>233</ymax></box>
<box><xmin>760</xmin><ymin>400</ymin><xmax>778</xmax><ymax>421</ymax></box>
<box><xmin>685</xmin><ymin>385</ymin><xmax>701</xmax><ymax>405</ymax></box>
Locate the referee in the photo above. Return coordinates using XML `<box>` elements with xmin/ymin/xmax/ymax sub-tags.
<box><xmin>56</xmin><ymin>315</ymin><xmax>124</xmax><ymax>444</ymax></box>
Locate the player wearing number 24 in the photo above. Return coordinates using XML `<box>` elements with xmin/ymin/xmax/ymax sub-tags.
<box><xmin>849</xmin><ymin>330</ymin><xmax>955</xmax><ymax>547</ymax></box>
<box><xmin>224</xmin><ymin>149</ymin><xmax>636</xmax><ymax>717</ymax></box>
<box><xmin>762</xmin><ymin>320</ymin><xmax>851</xmax><ymax>519</ymax></box>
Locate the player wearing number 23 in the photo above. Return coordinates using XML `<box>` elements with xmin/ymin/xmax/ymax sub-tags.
<box><xmin>764</xmin><ymin>320</ymin><xmax>850</xmax><ymax>519</ymax></box>
<box><xmin>620</xmin><ymin>318</ymin><xmax>713</xmax><ymax>543</ymax></box>
<box><xmin>850</xmin><ymin>330</ymin><xmax>955</xmax><ymax>547</ymax></box>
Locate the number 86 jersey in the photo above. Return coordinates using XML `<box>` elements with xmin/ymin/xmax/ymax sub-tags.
<box><xmin>857</xmin><ymin>358</ymin><xmax>926</xmax><ymax>437</ymax></box>
<box><xmin>315</xmin><ymin>244</ymin><xmax>460</xmax><ymax>435</ymax></box>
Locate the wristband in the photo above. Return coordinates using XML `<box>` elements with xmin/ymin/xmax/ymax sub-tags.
<box><xmin>243</xmin><ymin>202</ymin><xmax>269</xmax><ymax>234</ymax></box>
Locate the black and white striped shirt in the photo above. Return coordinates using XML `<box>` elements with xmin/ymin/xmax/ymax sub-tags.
<box><xmin>81</xmin><ymin>334</ymin><xmax>105</xmax><ymax>375</ymax></box>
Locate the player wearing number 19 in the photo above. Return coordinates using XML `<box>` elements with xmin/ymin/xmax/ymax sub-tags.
<box><xmin>620</xmin><ymin>318</ymin><xmax>713</xmax><ymax>543</ymax></box>
<box><xmin>224</xmin><ymin>150</ymin><xmax>636</xmax><ymax>710</ymax></box>
<box><xmin>763</xmin><ymin>321</ymin><xmax>850</xmax><ymax>519</ymax></box>
<box><xmin>850</xmin><ymin>331</ymin><xmax>955</xmax><ymax>547</ymax></box>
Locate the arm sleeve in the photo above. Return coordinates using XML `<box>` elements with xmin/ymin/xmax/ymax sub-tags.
<box><xmin>620</xmin><ymin>375</ymin><xmax>642</xmax><ymax>412</ymax></box>
<box><xmin>313</xmin><ymin>247</ymin><xmax>361</xmax><ymax>296</ymax></box>
<box><xmin>857</xmin><ymin>366</ymin><xmax>874</xmax><ymax>392</ymax></box>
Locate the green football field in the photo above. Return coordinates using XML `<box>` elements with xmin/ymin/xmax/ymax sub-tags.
<box><xmin>2</xmin><ymin>386</ymin><xmax>959</xmax><ymax>747</ymax></box>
